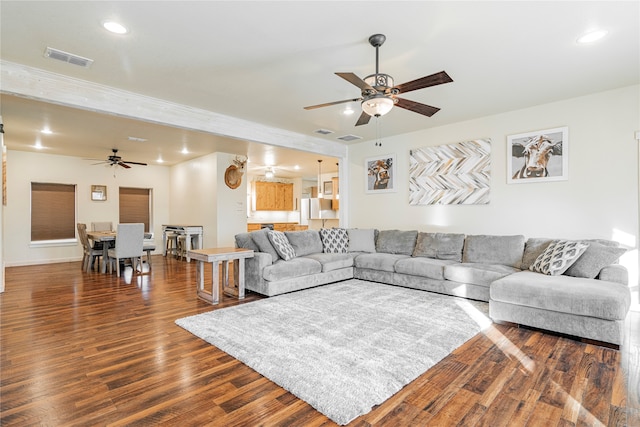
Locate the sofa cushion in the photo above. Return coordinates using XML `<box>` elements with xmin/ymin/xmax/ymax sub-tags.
<box><xmin>521</xmin><ymin>237</ymin><xmax>555</xmax><ymax>270</ymax></box>
<box><xmin>530</xmin><ymin>240</ymin><xmax>589</xmax><ymax>276</ymax></box>
<box><xmin>249</xmin><ymin>228</ymin><xmax>280</xmax><ymax>262</ymax></box>
<box><xmin>376</xmin><ymin>230</ymin><xmax>418</xmax><ymax>255</ymax></box>
<box><xmin>412</xmin><ymin>232</ymin><xmax>465</xmax><ymax>262</ymax></box>
<box><xmin>394</xmin><ymin>257</ymin><xmax>456</xmax><ymax>280</ymax></box>
<box><xmin>319</xmin><ymin>228</ymin><xmax>349</xmax><ymax>253</ymax></box>
<box><xmin>444</xmin><ymin>263</ymin><xmax>520</xmax><ymax>287</ymax></box>
<box><xmin>490</xmin><ymin>271</ymin><xmax>631</xmax><ymax>321</ymax></box>
<box><xmin>462</xmin><ymin>234</ymin><xmax>525</xmax><ymax>268</ymax></box>
<box><xmin>262</xmin><ymin>257</ymin><xmax>322</xmax><ymax>282</ymax></box>
<box><xmin>285</xmin><ymin>230</ymin><xmax>323</xmax><ymax>257</ymax></box>
<box><xmin>235</xmin><ymin>232</ymin><xmax>260</xmax><ymax>252</ymax></box>
<box><xmin>347</xmin><ymin>228</ymin><xmax>376</xmax><ymax>253</ymax></box>
<box><xmin>303</xmin><ymin>253</ymin><xmax>355</xmax><ymax>272</ymax></box>
<box><xmin>355</xmin><ymin>253</ymin><xmax>409</xmax><ymax>272</ymax></box>
<box><xmin>267</xmin><ymin>230</ymin><xmax>296</xmax><ymax>261</ymax></box>
<box><xmin>564</xmin><ymin>242</ymin><xmax>626</xmax><ymax>279</ymax></box>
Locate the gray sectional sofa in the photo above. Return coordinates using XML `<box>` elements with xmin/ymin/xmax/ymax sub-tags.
<box><xmin>235</xmin><ymin>228</ymin><xmax>631</xmax><ymax>346</ymax></box>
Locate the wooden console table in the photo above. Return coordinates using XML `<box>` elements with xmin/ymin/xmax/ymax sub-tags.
<box><xmin>188</xmin><ymin>247</ymin><xmax>254</xmax><ymax>305</ymax></box>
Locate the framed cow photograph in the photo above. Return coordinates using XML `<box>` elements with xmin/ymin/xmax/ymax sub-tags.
<box><xmin>507</xmin><ymin>126</ymin><xmax>568</xmax><ymax>184</ymax></box>
<box><xmin>365</xmin><ymin>154</ymin><xmax>396</xmax><ymax>194</ymax></box>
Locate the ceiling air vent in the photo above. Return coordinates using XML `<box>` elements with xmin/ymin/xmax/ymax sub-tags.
<box><xmin>44</xmin><ymin>47</ymin><xmax>93</xmax><ymax>68</ymax></box>
<box><xmin>336</xmin><ymin>134</ymin><xmax>362</xmax><ymax>142</ymax></box>
<box><xmin>314</xmin><ymin>129</ymin><xmax>334</xmax><ymax>135</ymax></box>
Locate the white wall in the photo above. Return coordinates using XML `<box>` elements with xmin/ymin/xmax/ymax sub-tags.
<box><xmin>348</xmin><ymin>85</ymin><xmax>640</xmax><ymax>284</ymax></box>
<box><xmin>4</xmin><ymin>150</ymin><xmax>171</xmax><ymax>266</ymax></box>
<box><xmin>170</xmin><ymin>152</ymin><xmax>247</xmax><ymax>247</ymax></box>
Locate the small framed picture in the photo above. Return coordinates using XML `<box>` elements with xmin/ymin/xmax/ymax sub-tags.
<box><xmin>323</xmin><ymin>181</ymin><xmax>333</xmax><ymax>196</ymax></box>
<box><xmin>365</xmin><ymin>154</ymin><xmax>396</xmax><ymax>193</ymax></box>
<box><xmin>91</xmin><ymin>185</ymin><xmax>107</xmax><ymax>201</ymax></box>
<box><xmin>507</xmin><ymin>127</ymin><xmax>568</xmax><ymax>184</ymax></box>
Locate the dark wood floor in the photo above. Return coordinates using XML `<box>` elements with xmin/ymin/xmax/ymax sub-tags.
<box><xmin>1</xmin><ymin>256</ymin><xmax>639</xmax><ymax>426</ymax></box>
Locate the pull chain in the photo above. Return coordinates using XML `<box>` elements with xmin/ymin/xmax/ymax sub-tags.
<box><xmin>375</xmin><ymin>115</ymin><xmax>383</xmax><ymax>147</ymax></box>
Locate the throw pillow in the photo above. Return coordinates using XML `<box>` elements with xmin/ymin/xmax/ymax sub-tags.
<box><xmin>319</xmin><ymin>228</ymin><xmax>349</xmax><ymax>253</ymax></box>
<box><xmin>347</xmin><ymin>228</ymin><xmax>376</xmax><ymax>253</ymax></box>
<box><xmin>267</xmin><ymin>230</ymin><xmax>296</xmax><ymax>261</ymax></box>
<box><xmin>564</xmin><ymin>242</ymin><xmax>626</xmax><ymax>279</ymax></box>
<box><xmin>249</xmin><ymin>228</ymin><xmax>280</xmax><ymax>262</ymax></box>
<box><xmin>529</xmin><ymin>240</ymin><xmax>589</xmax><ymax>276</ymax></box>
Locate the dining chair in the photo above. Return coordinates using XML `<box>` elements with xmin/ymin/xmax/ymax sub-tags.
<box><xmin>143</xmin><ymin>234</ymin><xmax>156</xmax><ymax>269</ymax></box>
<box><xmin>107</xmin><ymin>223</ymin><xmax>145</xmax><ymax>276</ymax></box>
<box><xmin>77</xmin><ymin>223</ymin><xmax>102</xmax><ymax>273</ymax></box>
<box><xmin>91</xmin><ymin>222</ymin><xmax>113</xmax><ymax>231</ymax></box>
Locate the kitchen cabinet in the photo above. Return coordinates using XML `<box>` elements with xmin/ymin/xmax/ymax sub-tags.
<box><xmin>331</xmin><ymin>177</ymin><xmax>339</xmax><ymax>210</ymax></box>
<box><xmin>255</xmin><ymin>182</ymin><xmax>294</xmax><ymax>211</ymax></box>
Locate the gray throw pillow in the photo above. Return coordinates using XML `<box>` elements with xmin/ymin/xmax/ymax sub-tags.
<box><xmin>347</xmin><ymin>228</ymin><xmax>376</xmax><ymax>253</ymax></box>
<box><xmin>267</xmin><ymin>230</ymin><xmax>296</xmax><ymax>261</ymax></box>
<box><xmin>564</xmin><ymin>242</ymin><xmax>626</xmax><ymax>279</ymax></box>
<box><xmin>285</xmin><ymin>230</ymin><xmax>323</xmax><ymax>256</ymax></box>
<box><xmin>235</xmin><ymin>232</ymin><xmax>260</xmax><ymax>252</ymax></box>
<box><xmin>249</xmin><ymin>228</ymin><xmax>280</xmax><ymax>262</ymax></box>
<box><xmin>530</xmin><ymin>240</ymin><xmax>589</xmax><ymax>276</ymax></box>
<box><xmin>412</xmin><ymin>232</ymin><xmax>465</xmax><ymax>262</ymax></box>
<box><xmin>319</xmin><ymin>228</ymin><xmax>349</xmax><ymax>253</ymax></box>
<box><xmin>376</xmin><ymin>230</ymin><xmax>418</xmax><ymax>255</ymax></box>
<box><xmin>521</xmin><ymin>237</ymin><xmax>555</xmax><ymax>270</ymax></box>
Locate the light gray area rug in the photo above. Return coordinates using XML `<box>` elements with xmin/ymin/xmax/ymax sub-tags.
<box><xmin>175</xmin><ymin>279</ymin><xmax>491</xmax><ymax>425</ymax></box>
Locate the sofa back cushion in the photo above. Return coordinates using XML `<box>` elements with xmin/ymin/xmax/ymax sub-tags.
<box><xmin>285</xmin><ymin>230</ymin><xmax>323</xmax><ymax>257</ymax></box>
<box><xmin>376</xmin><ymin>230</ymin><xmax>418</xmax><ymax>255</ymax></box>
<box><xmin>412</xmin><ymin>232</ymin><xmax>465</xmax><ymax>262</ymax></box>
<box><xmin>347</xmin><ymin>228</ymin><xmax>377</xmax><ymax>253</ymax></box>
<box><xmin>462</xmin><ymin>234</ymin><xmax>525</xmax><ymax>268</ymax></box>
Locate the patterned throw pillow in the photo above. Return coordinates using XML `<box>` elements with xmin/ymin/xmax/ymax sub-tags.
<box><xmin>319</xmin><ymin>228</ymin><xmax>349</xmax><ymax>253</ymax></box>
<box><xmin>267</xmin><ymin>230</ymin><xmax>296</xmax><ymax>261</ymax></box>
<box><xmin>530</xmin><ymin>240</ymin><xmax>589</xmax><ymax>276</ymax></box>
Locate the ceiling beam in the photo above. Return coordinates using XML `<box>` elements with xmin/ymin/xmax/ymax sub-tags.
<box><xmin>0</xmin><ymin>60</ymin><xmax>346</xmax><ymax>159</ymax></box>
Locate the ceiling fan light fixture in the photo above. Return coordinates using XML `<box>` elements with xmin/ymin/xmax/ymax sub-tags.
<box><xmin>362</xmin><ymin>94</ymin><xmax>394</xmax><ymax>117</ymax></box>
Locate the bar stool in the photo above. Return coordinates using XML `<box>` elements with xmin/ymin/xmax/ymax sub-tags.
<box><xmin>177</xmin><ymin>234</ymin><xmax>198</xmax><ymax>260</ymax></box>
<box><xmin>165</xmin><ymin>232</ymin><xmax>179</xmax><ymax>258</ymax></box>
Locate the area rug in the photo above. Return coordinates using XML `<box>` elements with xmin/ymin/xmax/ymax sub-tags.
<box><xmin>175</xmin><ymin>279</ymin><xmax>491</xmax><ymax>425</ymax></box>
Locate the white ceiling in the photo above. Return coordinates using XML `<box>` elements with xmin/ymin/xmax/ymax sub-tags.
<box><xmin>1</xmin><ymin>1</ymin><xmax>638</xmax><ymax>179</ymax></box>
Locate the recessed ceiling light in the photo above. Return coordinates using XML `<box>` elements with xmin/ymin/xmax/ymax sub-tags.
<box><xmin>156</xmin><ymin>157</ymin><xmax>164</xmax><ymax>163</ymax></box>
<box><xmin>181</xmin><ymin>147</ymin><xmax>189</xmax><ymax>154</ymax></box>
<box><xmin>41</xmin><ymin>127</ymin><xmax>52</xmax><ymax>134</ymax></box>
<box><xmin>343</xmin><ymin>107</ymin><xmax>355</xmax><ymax>116</ymax></box>
<box><xmin>103</xmin><ymin>20</ymin><xmax>128</xmax><ymax>34</ymax></box>
<box><xmin>577</xmin><ymin>29</ymin><xmax>608</xmax><ymax>44</ymax></box>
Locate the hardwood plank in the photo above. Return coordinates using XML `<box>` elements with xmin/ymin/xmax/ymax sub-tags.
<box><xmin>1</xmin><ymin>257</ymin><xmax>637</xmax><ymax>426</ymax></box>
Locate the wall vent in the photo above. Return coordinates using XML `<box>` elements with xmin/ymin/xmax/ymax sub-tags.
<box><xmin>336</xmin><ymin>134</ymin><xmax>362</xmax><ymax>142</ymax></box>
<box><xmin>44</xmin><ymin>47</ymin><xmax>93</xmax><ymax>68</ymax></box>
<box><xmin>314</xmin><ymin>129</ymin><xmax>334</xmax><ymax>135</ymax></box>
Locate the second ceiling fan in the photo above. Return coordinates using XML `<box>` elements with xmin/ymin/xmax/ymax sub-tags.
<box><xmin>304</xmin><ymin>34</ymin><xmax>453</xmax><ymax>126</ymax></box>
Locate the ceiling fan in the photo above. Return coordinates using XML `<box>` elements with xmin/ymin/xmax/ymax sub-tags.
<box><xmin>304</xmin><ymin>34</ymin><xmax>453</xmax><ymax>126</ymax></box>
<box><xmin>90</xmin><ymin>148</ymin><xmax>147</xmax><ymax>168</ymax></box>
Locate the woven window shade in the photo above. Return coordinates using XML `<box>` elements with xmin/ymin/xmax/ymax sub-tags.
<box><xmin>31</xmin><ymin>182</ymin><xmax>76</xmax><ymax>241</ymax></box>
<box><xmin>119</xmin><ymin>187</ymin><xmax>150</xmax><ymax>232</ymax></box>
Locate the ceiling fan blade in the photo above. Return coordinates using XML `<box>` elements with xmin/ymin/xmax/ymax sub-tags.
<box><xmin>335</xmin><ymin>72</ymin><xmax>375</xmax><ymax>92</ymax></box>
<box><xmin>304</xmin><ymin>98</ymin><xmax>361</xmax><ymax>110</ymax></box>
<box><xmin>355</xmin><ymin>111</ymin><xmax>371</xmax><ymax>126</ymax></box>
<box><xmin>123</xmin><ymin>161</ymin><xmax>148</xmax><ymax>166</ymax></box>
<box><xmin>393</xmin><ymin>71</ymin><xmax>453</xmax><ymax>94</ymax></box>
<box><xmin>117</xmin><ymin>162</ymin><xmax>131</xmax><ymax>169</ymax></box>
<box><xmin>395</xmin><ymin>98</ymin><xmax>441</xmax><ymax>117</ymax></box>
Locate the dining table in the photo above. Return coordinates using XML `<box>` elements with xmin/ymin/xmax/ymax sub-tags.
<box><xmin>87</xmin><ymin>230</ymin><xmax>153</xmax><ymax>273</ymax></box>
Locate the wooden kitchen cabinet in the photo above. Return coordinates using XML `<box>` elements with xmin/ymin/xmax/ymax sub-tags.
<box><xmin>331</xmin><ymin>177</ymin><xmax>339</xmax><ymax>210</ymax></box>
<box><xmin>255</xmin><ymin>181</ymin><xmax>294</xmax><ymax>211</ymax></box>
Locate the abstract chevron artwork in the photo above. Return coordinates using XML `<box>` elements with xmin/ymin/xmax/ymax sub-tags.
<box><xmin>409</xmin><ymin>139</ymin><xmax>491</xmax><ymax>205</ymax></box>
